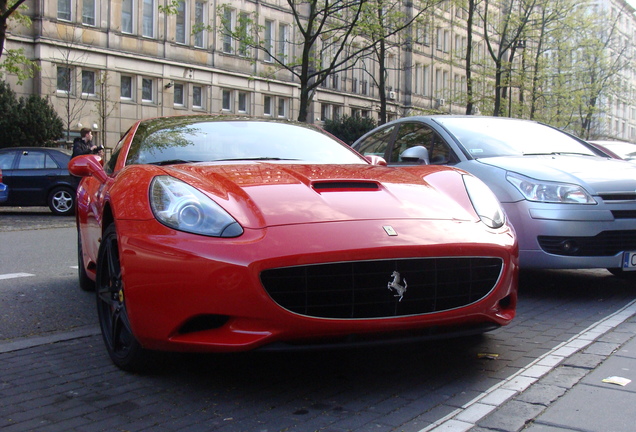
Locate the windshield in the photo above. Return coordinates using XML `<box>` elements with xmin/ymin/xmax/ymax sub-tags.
<box><xmin>435</xmin><ymin>117</ymin><xmax>598</xmax><ymax>159</ymax></box>
<box><xmin>126</xmin><ymin>117</ymin><xmax>366</xmax><ymax>166</ymax></box>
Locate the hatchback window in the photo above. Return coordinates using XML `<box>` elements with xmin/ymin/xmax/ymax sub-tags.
<box><xmin>0</xmin><ymin>152</ymin><xmax>16</xmax><ymax>170</ymax></box>
<box><xmin>17</xmin><ymin>152</ymin><xmax>58</xmax><ymax>169</ymax></box>
<box><xmin>356</xmin><ymin>126</ymin><xmax>395</xmax><ymax>158</ymax></box>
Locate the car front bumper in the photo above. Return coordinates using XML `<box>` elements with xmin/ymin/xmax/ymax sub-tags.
<box><xmin>503</xmin><ymin>199</ymin><xmax>636</xmax><ymax>269</ymax></box>
<box><xmin>114</xmin><ymin>218</ymin><xmax>518</xmax><ymax>353</ymax></box>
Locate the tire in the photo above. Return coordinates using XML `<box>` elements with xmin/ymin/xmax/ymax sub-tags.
<box><xmin>48</xmin><ymin>186</ymin><xmax>75</xmax><ymax>216</ymax></box>
<box><xmin>77</xmin><ymin>231</ymin><xmax>95</xmax><ymax>292</ymax></box>
<box><xmin>96</xmin><ymin>223</ymin><xmax>153</xmax><ymax>372</ymax></box>
<box><xmin>607</xmin><ymin>268</ymin><xmax>636</xmax><ymax>281</ymax></box>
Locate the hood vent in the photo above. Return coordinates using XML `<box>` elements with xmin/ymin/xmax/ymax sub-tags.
<box><xmin>312</xmin><ymin>181</ymin><xmax>379</xmax><ymax>192</ymax></box>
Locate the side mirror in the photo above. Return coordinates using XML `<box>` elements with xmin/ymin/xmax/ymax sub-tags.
<box><xmin>365</xmin><ymin>155</ymin><xmax>388</xmax><ymax>166</ymax></box>
<box><xmin>400</xmin><ymin>146</ymin><xmax>430</xmax><ymax>165</ymax></box>
<box><xmin>68</xmin><ymin>154</ymin><xmax>110</xmax><ymax>184</ymax></box>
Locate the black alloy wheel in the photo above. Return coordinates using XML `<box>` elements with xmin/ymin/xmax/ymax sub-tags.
<box><xmin>96</xmin><ymin>223</ymin><xmax>150</xmax><ymax>372</ymax></box>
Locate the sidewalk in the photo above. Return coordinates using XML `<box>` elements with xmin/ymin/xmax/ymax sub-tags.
<box><xmin>423</xmin><ymin>300</ymin><xmax>636</xmax><ymax>432</ymax></box>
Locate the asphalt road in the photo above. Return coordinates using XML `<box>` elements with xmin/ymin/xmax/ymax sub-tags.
<box><xmin>1</xmin><ymin>207</ymin><xmax>636</xmax><ymax>431</ymax></box>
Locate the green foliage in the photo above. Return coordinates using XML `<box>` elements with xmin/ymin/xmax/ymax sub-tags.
<box><xmin>0</xmin><ymin>81</ymin><xmax>64</xmax><ymax>148</ymax></box>
<box><xmin>0</xmin><ymin>48</ymin><xmax>38</xmax><ymax>85</ymax></box>
<box><xmin>323</xmin><ymin>115</ymin><xmax>377</xmax><ymax>145</ymax></box>
<box><xmin>0</xmin><ymin>80</ymin><xmax>21</xmax><ymax>147</ymax></box>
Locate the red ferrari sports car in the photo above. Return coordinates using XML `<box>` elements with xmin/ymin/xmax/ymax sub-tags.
<box><xmin>69</xmin><ymin>115</ymin><xmax>518</xmax><ymax>372</ymax></box>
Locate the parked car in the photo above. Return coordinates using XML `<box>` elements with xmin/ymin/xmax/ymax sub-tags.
<box><xmin>588</xmin><ymin>140</ymin><xmax>636</xmax><ymax>163</ymax></box>
<box><xmin>352</xmin><ymin>115</ymin><xmax>636</xmax><ymax>279</ymax></box>
<box><xmin>69</xmin><ymin>115</ymin><xmax>518</xmax><ymax>372</ymax></box>
<box><xmin>0</xmin><ymin>147</ymin><xmax>79</xmax><ymax>215</ymax></box>
<box><xmin>0</xmin><ymin>168</ymin><xmax>7</xmax><ymax>203</ymax></box>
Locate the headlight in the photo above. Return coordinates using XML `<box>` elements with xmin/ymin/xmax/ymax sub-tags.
<box><xmin>463</xmin><ymin>175</ymin><xmax>505</xmax><ymax>229</ymax></box>
<box><xmin>150</xmin><ymin>176</ymin><xmax>243</xmax><ymax>237</ymax></box>
<box><xmin>506</xmin><ymin>172</ymin><xmax>595</xmax><ymax>204</ymax></box>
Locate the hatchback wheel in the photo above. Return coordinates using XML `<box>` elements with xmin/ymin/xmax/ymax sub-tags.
<box><xmin>48</xmin><ymin>186</ymin><xmax>75</xmax><ymax>215</ymax></box>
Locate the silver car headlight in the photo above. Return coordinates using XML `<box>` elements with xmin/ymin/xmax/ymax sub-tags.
<box><xmin>463</xmin><ymin>175</ymin><xmax>505</xmax><ymax>229</ymax></box>
<box><xmin>150</xmin><ymin>176</ymin><xmax>243</xmax><ymax>237</ymax></box>
<box><xmin>506</xmin><ymin>172</ymin><xmax>595</xmax><ymax>204</ymax></box>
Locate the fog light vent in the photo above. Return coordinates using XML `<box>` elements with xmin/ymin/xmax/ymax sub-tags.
<box><xmin>178</xmin><ymin>315</ymin><xmax>229</xmax><ymax>334</ymax></box>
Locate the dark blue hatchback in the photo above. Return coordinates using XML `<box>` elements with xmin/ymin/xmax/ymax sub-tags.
<box><xmin>0</xmin><ymin>147</ymin><xmax>79</xmax><ymax>215</ymax></box>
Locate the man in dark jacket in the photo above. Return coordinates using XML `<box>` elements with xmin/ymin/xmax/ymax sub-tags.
<box><xmin>71</xmin><ymin>128</ymin><xmax>102</xmax><ymax>158</ymax></box>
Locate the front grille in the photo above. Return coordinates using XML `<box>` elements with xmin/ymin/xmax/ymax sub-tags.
<box><xmin>612</xmin><ymin>210</ymin><xmax>636</xmax><ymax>219</ymax></box>
<box><xmin>538</xmin><ymin>230</ymin><xmax>636</xmax><ymax>256</ymax></box>
<box><xmin>260</xmin><ymin>258</ymin><xmax>503</xmax><ymax>319</ymax></box>
<box><xmin>599</xmin><ymin>193</ymin><xmax>636</xmax><ymax>202</ymax></box>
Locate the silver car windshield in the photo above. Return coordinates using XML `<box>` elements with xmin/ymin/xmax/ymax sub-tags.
<box><xmin>435</xmin><ymin>117</ymin><xmax>598</xmax><ymax>159</ymax></box>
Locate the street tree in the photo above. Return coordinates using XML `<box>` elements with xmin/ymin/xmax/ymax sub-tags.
<box><xmin>94</xmin><ymin>71</ymin><xmax>119</xmax><ymax>149</ymax></box>
<box><xmin>481</xmin><ymin>0</ymin><xmax>538</xmax><ymax>116</ymax></box>
<box><xmin>48</xmin><ymin>25</ymin><xmax>91</xmax><ymax>143</ymax></box>
<box><xmin>219</xmin><ymin>0</ymin><xmax>372</xmax><ymax>123</ymax></box>
<box><xmin>354</xmin><ymin>0</ymin><xmax>441</xmax><ymax>124</ymax></box>
<box><xmin>0</xmin><ymin>0</ymin><xmax>37</xmax><ymax>83</ymax></box>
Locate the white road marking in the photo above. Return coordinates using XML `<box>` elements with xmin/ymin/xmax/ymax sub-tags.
<box><xmin>0</xmin><ymin>273</ymin><xmax>35</xmax><ymax>280</ymax></box>
<box><xmin>420</xmin><ymin>299</ymin><xmax>636</xmax><ymax>432</ymax></box>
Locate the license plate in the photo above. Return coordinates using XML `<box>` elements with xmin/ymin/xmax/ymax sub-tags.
<box><xmin>622</xmin><ymin>252</ymin><xmax>636</xmax><ymax>271</ymax></box>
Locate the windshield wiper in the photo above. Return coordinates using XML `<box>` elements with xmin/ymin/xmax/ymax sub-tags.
<box><xmin>523</xmin><ymin>152</ymin><xmax>595</xmax><ymax>157</ymax></box>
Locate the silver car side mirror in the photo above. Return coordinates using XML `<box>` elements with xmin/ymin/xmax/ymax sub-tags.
<box><xmin>400</xmin><ymin>146</ymin><xmax>430</xmax><ymax>165</ymax></box>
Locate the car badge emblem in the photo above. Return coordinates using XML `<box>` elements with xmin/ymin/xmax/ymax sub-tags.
<box><xmin>388</xmin><ymin>271</ymin><xmax>407</xmax><ymax>302</ymax></box>
<box><xmin>383</xmin><ymin>225</ymin><xmax>398</xmax><ymax>236</ymax></box>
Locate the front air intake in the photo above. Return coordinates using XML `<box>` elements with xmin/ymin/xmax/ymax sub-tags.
<box><xmin>261</xmin><ymin>257</ymin><xmax>503</xmax><ymax>319</ymax></box>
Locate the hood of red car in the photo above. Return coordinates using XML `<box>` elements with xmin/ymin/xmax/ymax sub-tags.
<box><xmin>165</xmin><ymin>162</ymin><xmax>476</xmax><ymax>228</ymax></box>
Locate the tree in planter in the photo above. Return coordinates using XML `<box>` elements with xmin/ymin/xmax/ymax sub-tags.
<box><xmin>0</xmin><ymin>80</ymin><xmax>64</xmax><ymax>148</ymax></box>
<box><xmin>323</xmin><ymin>114</ymin><xmax>377</xmax><ymax>145</ymax></box>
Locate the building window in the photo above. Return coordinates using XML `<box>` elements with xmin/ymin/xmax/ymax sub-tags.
<box><xmin>174</xmin><ymin>83</ymin><xmax>185</xmax><ymax>106</ymax></box>
<box><xmin>122</xmin><ymin>0</ymin><xmax>134</xmax><ymax>33</ymax></box>
<box><xmin>82</xmin><ymin>0</ymin><xmax>96</xmax><ymax>26</ymax></box>
<box><xmin>142</xmin><ymin>0</ymin><xmax>155</xmax><ymax>38</ymax></box>
<box><xmin>414</xmin><ymin>64</ymin><xmax>421</xmax><ymax>95</ymax></box>
<box><xmin>278</xmin><ymin>23</ymin><xmax>289</xmax><ymax>62</ymax></box>
<box><xmin>194</xmin><ymin>1</ymin><xmax>205</xmax><ymax>48</ymax></box>
<box><xmin>121</xmin><ymin>76</ymin><xmax>133</xmax><ymax>99</ymax></box>
<box><xmin>222</xmin><ymin>89</ymin><xmax>232</xmax><ymax>111</ymax></box>
<box><xmin>278</xmin><ymin>98</ymin><xmax>287</xmax><ymax>118</ymax></box>
<box><xmin>237</xmin><ymin>12</ymin><xmax>250</xmax><ymax>57</ymax></box>
<box><xmin>222</xmin><ymin>8</ymin><xmax>235</xmax><ymax>53</ymax></box>
<box><xmin>321</xmin><ymin>103</ymin><xmax>330</xmax><ymax>121</ymax></box>
<box><xmin>193</xmin><ymin>86</ymin><xmax>203</xmax><ymax>108</ymax></box>
<box><xmin>57</xmin><ymin>66</ymin><xmax>72</xmax><ymax>93</ymax></box>
<box><xmin>58</xmin><ymin>0</ymin><xmax>71</xmax><ymax>21</ymax></box>
<box><xmin>176</xmin><ymin>0</ymin><xmax>187</xmax><ymax>44</ymax></box>
<box><xmin>82</xmin><ymin>70</ymin><xmax>96</xmax><ymax>95</ymax></box>
<box><xmin>333</xmin><ymin>105</ymin><xmax>341</xmax><ymax>120</ymax></box>
<box><xmin>238</xmin><ymin>91</ymin><xmax>248</xmax><ymax>113</ymax></box>
<box><xmin>142</xmin><ymin>78</ymin><xmax>154</xmax><ymax>102</ymax></box>
<box><xmin>264</xmin><ymin>20</ymin><xmax>274</xmax><ymax>62</ymax></box>
<box><xmin>423</xmin><ymin>65</ymin><xmax>430</xmax><ymax>97</ymax></box>
<box><xmin>264</xmin><ymin>95</ymin><xmax>272</xmax><ymax>116</ymax></box>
